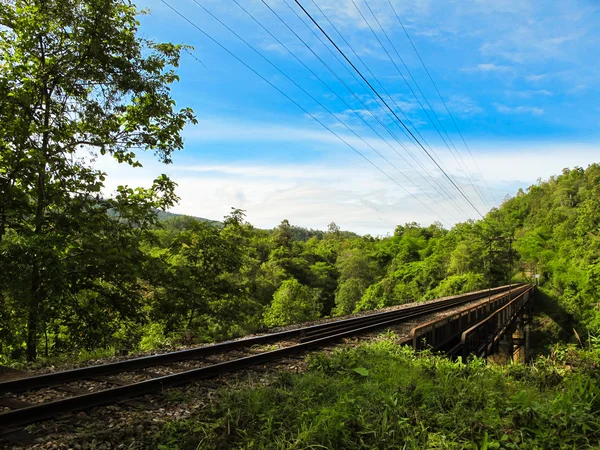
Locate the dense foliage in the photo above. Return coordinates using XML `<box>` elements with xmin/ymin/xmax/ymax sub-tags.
<box><xmin>507</xmin><ymin>166</ymin><xmax>600</xmax><ymax>334</ymax></box>
<box><xmin>4</xmin><ymin>163</ymin><xmax>600</xmax><ymax>362</ymax></box>
<box><xmin>0</xmin><ymin>0</ymin><xmax>195</xmax><ymax>360</ymax></box>
<box><xmin>155</xmin><ymin>336</ymin><xmax>600</xmax><ymax>449</ymax></box>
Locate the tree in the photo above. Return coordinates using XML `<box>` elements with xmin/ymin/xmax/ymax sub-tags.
<box><xmin>326</xmin><ymin>221</ymin><xmax>341</xmax><ymax>239</ymax></box>
<box><xmin>429</xmin><ymin>273</ymin><xmax>486</xmax><ymax>298</ymax></box>
<box><xmin>336</xmin><ymin>248</ymin><xmax>375</xmax><ymax>285</ymax></box>
<box><xmin>150</xmin><ymin>213</ymin><xmax>249</xmax><ymax>338</ymax></box>
<box><xmin>263</xmin><ymin>279</ymin><xmax>321</xmax><ymax>327</ymax></box>
<box><xmin>273</xmin><ymin>219</ymin><xmax>294</xmax><ymax>250</ymax></box>
<box><xmin>0</xmin><ymin>0</ymin><xmax>196</xmax><ymax>359</ymax></box>
<box><xmin>333</xmin><ymin>277</ymin><xmax>366</xmax><ymax>316</ymax></box>
<box><xmin>308</xmin><ymin>261</ymin><xmax>338</xmax><ymax>315</ymax></box>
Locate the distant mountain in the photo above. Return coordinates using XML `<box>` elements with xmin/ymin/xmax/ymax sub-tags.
<box><xmin>156</xmin><ymin>211</ymin><xmax>359</xmax><ymax>238</ymax></box>
<box><xmin>155</xmin><ymin>210</ymin><xmax>215</xmax><ymax>223</ymax></box>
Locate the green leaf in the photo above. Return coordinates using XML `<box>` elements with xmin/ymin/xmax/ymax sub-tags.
<box><xmin>352</xmin><ymin>367</ymin><xmax>369</xmax><ymax>377</ymax></box>
<box><xmin>481</xmin><ymin>432</ymin><xmax>489</xmax><ymax>450</ymax></box>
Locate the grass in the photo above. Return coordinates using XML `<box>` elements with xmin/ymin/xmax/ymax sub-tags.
<box><xmin>3</xmin><ymin>346</ymin><xmax>118</xmax><ymax>371</ymax></box>
<box><xmin>154</xmin><ymin>335</ymin><xmax>600</xmax><ymax>450</ymax></box>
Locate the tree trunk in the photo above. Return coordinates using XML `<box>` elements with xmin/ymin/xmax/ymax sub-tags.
<box><xmin>26</xmin><ymin>73</ymin><xmax>52</xmax><ymax>360</ymax></box>
<box><xmin>26</xmin><ymin>254</ymin><xmax>45</xmax><ymax>359</ymax></box>
<box><xmin>26</xmin><ymin>312</ymin><xmax>38</xmax><ymax>361</ymax></box>
<box><xmin>45</xmin><ymin>324</ymin><xmax>49</xmax><ymax>358</ymax></box>
<box><xmin>26</xmin><ymin>315</ymin><xmax>38</xmax><ymax>360</ymax></box>
<box><xmin>186</xmin><ymin>307</ymin><xmax>196</xmax><ymax>330</ymax></box>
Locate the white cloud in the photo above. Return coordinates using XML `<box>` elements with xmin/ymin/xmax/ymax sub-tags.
<box><xmin>470</xmin><ymin>63</ymin><xmax>513</xmax><ymax>72</ymax></box>
<box><xmin>184</xmin><ymin>118</ymin><xmax>343</xmax><ymax>144</ymax></box>
<box><xmin>505</xmin><ymin>89</ymin><xmax>553</xmax><ymax>98</ymax></box>
<box><xmin>443</xmin><ymin>95</ymin><xmax>484</xmax><ymax>116</ymax></box>
<box><xmin>525</xmin><ymin>74</ymin><xmax>548</xmax><ymax>82</ymax></box>
<box><xmin>494</xmin><ymin>104</ymin><xmax>544</xmax><ymax>115</ymax></box>
<box><xmin>93</xmin><ymin>131</ymin><xmax>600</xmax><ymax>235</ymax></box>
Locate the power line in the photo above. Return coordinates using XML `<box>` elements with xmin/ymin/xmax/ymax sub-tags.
<box><xmin>349</xmin><ymin>0</ymin><xmax>487</xmax><ymax>213</ymax></box>
<box><xmin>245</xmin><ymin>0</ymin><xmax>461</xmax><ymax>222</ymax></box>
<box><xmin>293</xmin><ymin>0</ymin><xmax>486</xmax><ymax>220</ymax></box>
<box><xmin>295</xmin><ymin>0</ymin><xmax>471</xmax><ymax>218</ymax></box>
<box><xmin>386</xmin><ymin>0</ymin><xmax>497</xmax><ymax>206</ymax></box>
<box><xmin>191</xmin><ymin>0</ymin><xmax>463</xmax><ymax>225</ymax></box>
<box><xmin>279</xmin><ymin>0</ymin><xmax>471</xmax><ymax>219</ymax></box>
<box><xmin>183</xmin><ymin>47</ymin><xmax>208</xmax><ymax>70</ymax></box>
<box><xmin>189</xmin><ymin>0</ymin><xmax>425</xmax><ymax>202</ymax></box>
<box><xmin>158</xmin><ymin>0</ymin><xmax>451</xmax><ymax>226</ymax></box>
<box><xmin>301</xmin><ymin>0</ymin><xmax>459</xmax><ymax>200</ymax></box>
<box><xmin>361</xmin><ymin>0</ymin><xmax>490</xmax><ymax>211</ymax></box>
<box><xmin>238</xmin><ymin>0</ymin><xmax>459</xmax><ymax>223</ymax></box>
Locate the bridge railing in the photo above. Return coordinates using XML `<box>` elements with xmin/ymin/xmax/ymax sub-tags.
<box><xmin>410</xmin><ymin>284</ymin><xmax>529</xmax><ymax>352</ymax></box>
<box><xmin>460</xmin><ymin>285</ymin><xmax>535</xmax><ymax>360</ymax></box>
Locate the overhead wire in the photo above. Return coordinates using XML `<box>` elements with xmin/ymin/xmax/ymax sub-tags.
<box><xmin>158</xmin><ymin>0</ymin><xmax>452</xmax><ymax>227</ymax></box>
<box><xmin>361</xmin><ymin>0</ymin><xmax>490</xmax><ymax>210</ymax></box>
<box><xmin>190</xmin><ymin>0</ymin><xmax>463</xmax><ymax>225</ymax></box>
<box><xmin>293</xmin><ymin>0</ymin><xmax>486</xmax><ymax>221</ymax></box>
<box><xmin>296</xmin><ymin>0</ymin><xmax>472</xmax><ymax>218</ymax></box>
<box><xmin>277</xmin><ymin>0</ymin><xmax>471</xmax><ymax>219</ymax></box>
<box><xmin>386</xmin><ymin>0</ymin><xmax>498</xmax><ymax>206</ymax></box>
<box><xmin>348</xmin><ymin>0</ymin><xmax>487</xmax><ymax>213</ymax></box>
<box><xmin>243</xmin><ymin>0</ymin><xmax>461</xmax><ymax>222</ymax></box>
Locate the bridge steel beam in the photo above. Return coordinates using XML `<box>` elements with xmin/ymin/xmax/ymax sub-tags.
<box><xmin>410</xmin><ymin>284</ymin><xmax>529</xmax><ymax>354</ymax></box>
<box><xmin>459</xmin><ymin>285</ymin><xmax>535</xmax><ymax>362</ymax></box>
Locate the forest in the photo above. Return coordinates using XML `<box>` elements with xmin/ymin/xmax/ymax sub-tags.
<box><xmin>2</xmin><ymin>162</ymin><xmax>600</xmax><ymax>363</ymax></box>
<box><xmin>4</xmin><ymin>1</ymin><xmax>600</xmax><ymax>447</ymax></box>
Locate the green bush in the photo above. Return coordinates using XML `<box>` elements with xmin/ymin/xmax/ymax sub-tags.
<box><xmin>429</xmin><ymin>273</ymin><xmax>487</xmax><ymax>298</ymax></box>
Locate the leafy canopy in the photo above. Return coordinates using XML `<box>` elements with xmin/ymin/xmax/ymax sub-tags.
<box><xmin>0</xmin><ymin>0</ymin><xmax>196</xmax><ymax>359</ymax></box>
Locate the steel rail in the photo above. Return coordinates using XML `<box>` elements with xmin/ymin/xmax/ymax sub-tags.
<box><xmin>299</xmin><ymin>284</ymin><xmax>520</xmax><ymax>339</ymax></box>
<box><xmin>299</xmin><ymin>292</ymin><xmax>501</xmax><ymax>342</ymax></box>
<box><xmin>0</xmin><ymin>284</ymin><xmax>517</xmax><ymax>395</ymax></box>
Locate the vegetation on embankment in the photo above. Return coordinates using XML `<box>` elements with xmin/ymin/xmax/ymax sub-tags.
<box><xmin>155</xmin><ymin>336</ymin><xmax>600</xmax><ymax>450</ymax></box>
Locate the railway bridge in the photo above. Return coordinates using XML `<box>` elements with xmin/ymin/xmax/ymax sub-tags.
<box><xmin>410</xmin><ymin>284</ymin><xmax>533</xmax><ymax>363</ymax></box>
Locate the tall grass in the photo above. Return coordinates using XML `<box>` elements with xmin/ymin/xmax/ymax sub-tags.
<box><xmin>156</xmin><ymin>335</ymin><xmax>600</xmax><ymax>449</ymax></box>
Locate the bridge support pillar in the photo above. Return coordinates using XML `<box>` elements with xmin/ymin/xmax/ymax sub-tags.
<box><xmin>488</xmin><ymin>310</ymin><xmax>531</xmax><ymax>364</ymax></box>
<box><xmin>512</xmin><ymin>313</ymin><xmax>530</xmax><ymax>363</ymax></box>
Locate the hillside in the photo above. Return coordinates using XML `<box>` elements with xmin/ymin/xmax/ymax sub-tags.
<box><xmin>492</xmin><ymin>165</ymin><xmax>600</xmax><ymax>338</ymax></box>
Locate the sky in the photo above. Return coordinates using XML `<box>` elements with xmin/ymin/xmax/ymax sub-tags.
<box><xmin>98</xmin><ymin>0</ymin><xmax>600</xmax><ymax>235</ymax></box>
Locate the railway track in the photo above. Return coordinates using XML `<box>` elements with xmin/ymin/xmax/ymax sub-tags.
<box><xmin>0</xmin><ymin>284</ymin><xmax>519</xmax><ymax>430</ymax></box>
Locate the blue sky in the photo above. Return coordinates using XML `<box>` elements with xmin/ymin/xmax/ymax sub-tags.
<box><xmin>100</xmin><ymin>0</ymin><xmax>600</xmax><ymax>234</ymax></box>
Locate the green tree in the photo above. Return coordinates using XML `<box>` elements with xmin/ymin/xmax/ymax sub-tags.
<box><xmin>336</xmin><ymin>248</ymin><xmax>375</xmax><ymax>285</ymax></box>
<box><xmin>308</xmin><ymin>261</ymin><xmax>338</xmax><ymax>315</ymax></box>
<box><xmin>263</xmin><ymin>279</ymin><xmax>321</xmax><ymax>327</ymax></box>
<box><xmin>273</xmin><ymin>219</ymin><xmax>294</xmax><ymax>250</ymax></box>
<box><xmin>333</xmin><ymin>277</ymin><xmax>367</xmax><ymax>316</ymax></box>
<box><xmin>430</xmin><ymin>273</ymin><xmax>486</xmax><ymax>298</ymax></box>
<box><xmin>0</xmin><ymin>0</ymin><xmax>195</xmax><ymax>359</ymax></box>
<box><xmin>154</xmin><ymin>219</ymin><xmax>241</xmax><ymax>335</ymax></box>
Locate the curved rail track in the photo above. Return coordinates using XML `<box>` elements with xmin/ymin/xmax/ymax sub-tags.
<box><xmin>0</xmin><ymin>284</ymin><xmax>520</xmax><ymax>430</ymax></box>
